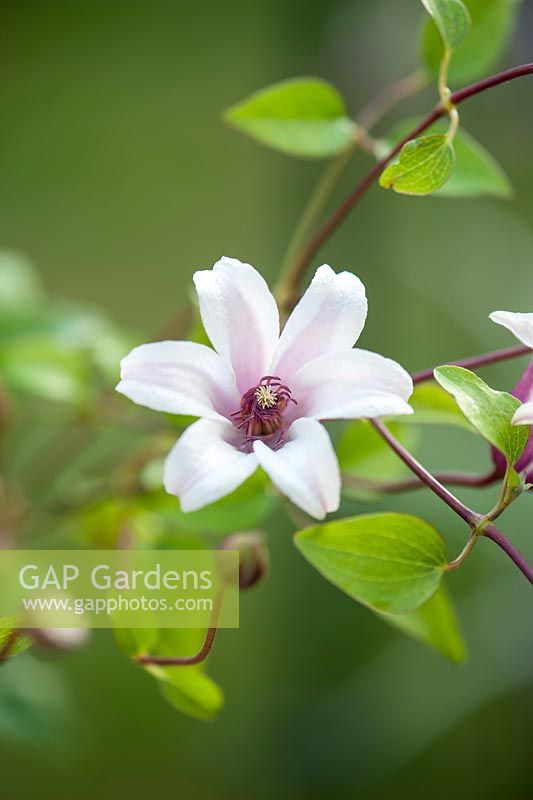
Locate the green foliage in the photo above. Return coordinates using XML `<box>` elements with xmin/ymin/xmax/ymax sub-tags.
<box><xmin>0</xmin><ymin>338</ymin><xmax>92</xmax><ymax>407</ymax></box>
<box><xmin>0</xmin><ymin>655</ymin><xmax>80</xmax><ymax>751</ymax></box>
<box><xmin>44</xmin><ymin>306</ymin><xmax>133</xmax><ymax>384</ymax></box>
<box><xmin>151</xmin><ymin>664</ymin><xmax>224</xmax><ymax>721</ymax></box>
<box><xmin>116</xmin><ymin>627</ymin><xmax>224</xmax><ymax>721</ymax></box>
<box><xmin>420</xmin><ymin>0</ymin><xmax>471</xmax><ymax>50</ymax></box>
<box><xmin>438</xmin><ymin>127</ymin><xmax>511</xmax><ymax>197</ymax></box>
<box><xmin>113</xmin><ymin>626</ymin><xmax>160</xmax><ymax>657</ymax></box>
<box><xmin>71</xmin><ymin>467</ymin><xmax>273</xmax><ymax>558</ymax></box>
<box><xmin>140</xmin><ymin>465</ymin><xmax>275</xmax><ymax>536</ymax></box>
<box><xmin>422</xmin><ymin>0</ymin><xmax>522</xmax><ymax>83</ymax></box>
<box><xmin>398</xmin><ymin>383</ymin><xmax>474</xmax><ymax>429</ymax></box>
<box><xmin>0</xmin><ymin>617</ymin><xmax>33</xmax><ymax>660</ymax></box>
<box><xmin>338</xmin><ymin>420</ymin><xmax>419</xmax><ymax>501</ymax></box>
<box><xmin>377</xmin><ymin>584</ymin><xmax>467</xmax><ymax>663</ymax></box>
<box><xmin>381</xmin><ymin>120</ymin><xmax>511</xmax><ymax>199</ymax></box>
<box><xmin>72</xmin><ymin>498</ymin><xmax>131</xmax><ymax>549</ymax></box>
<box><xmin>223</xmin><ymin>78</ymin><xmax>358</xmax><ymax>159</ymax></box>
<box><xmin>434</xmin><ymin>366</ymin><xmax>529</xmax><ymax>465</ymax></box>
<box><xmin>0</xmin><ymin>251</ymin><xmax>132</xmax><ymax>407</ymax></box>
<box><xmin>295</xmin><ymin>513</ymin><xmax>448</xmax><ymax>614</ymax></box>
<box><xmin>380</xmin><ymin>135</ymin><xmax>455</xmax><ymax>196</ymax></box>
<box><xmin>0</xmin><ymin>252</ymin><xmax>44</xmax><ymax>314</ymax></box>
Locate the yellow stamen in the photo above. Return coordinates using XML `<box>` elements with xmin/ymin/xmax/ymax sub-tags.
<box><xmin>255</xmin><ymin>385</ymin><xmax>278</xmax><ymax>410</ymax></box>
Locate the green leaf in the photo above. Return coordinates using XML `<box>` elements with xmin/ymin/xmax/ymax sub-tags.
<box><xmin>338</xmin><ymin>421</ymin><xmax>419</xmax><ymax>501</ymax></box>
<box><xmin>434</xmin><ymin>366</ymin><xmax>529</xmax><ymax>465</ymax></box>
<box><xmin>427</xmin><ymin>127</ymin><xmax>511</xmax><ymax>198</ymax></box>
<box><xmin>381</xmin><ymin>120</ymin><xmax>511</xmax><ymax>199</ymax></box>
<box><xmin>160</xmin><ymin>469</ymin><xmax>275</xmax><ymax>536</ymax></box>
<box><xmin>115</xmin><ymin>625</ymin><xmax>204</xmax><ymax>660</ymax></box>
<box><xmin>73</xmin><ymin>485</ymin><xmax>249</xmax><ymax>551</ymax></box>
<box><xmin>377</xmin><ymin>584</ymin><xmax>467</xmax><ymax>663</ymax></box>
<box><xmin>0</xmin><ymin>656</ymin><xmax>79</xmax><ymax>751</ymax></box>
<box><xmin>422</xmin><ymin>0</ymin><xmax>522</xmax><ymax>84</ymax></box>
<box><xmin>223</xmin><ymin>78</ymin><xmax>358</xmax><ymax>159</ymax></box>
<box><xmin>150</xmin><ymin>665</ymin><xmax>224</xmax><ymax>721</ymax></box>
<box><xmin>295</xmin><ymin>513</ymin><xmax>448</xmax><ymax>614</ymax></box>
<box><xmin>43</xmin><ymin>305</ymin><xmax>135</xmax><ymax>384</ymax></box>
<box><xmin>116</xmin><ymin>626</ymin><xmax>224</xmax><ymax>721</ymax></box>
<box><xmin>397</xmin><ymin>383</ymin><xmax>474</xmax><ymax>429</ymax></box>
<box><xmin>380</xmin><ymin>135</ymin><xmax>455</xmax><ymax>196</ymax></box>
<box><xmin>0</xmin><ymin>617</ymin><xmax>33</xmax><ymax>660</ymax></box>
<box><xmin>0</xmin><ymin>338</ymin><xmax>91</xmax><ymax>406</ymax></box>
<box><xmin>113</xmin><ymin>626</ymin><xmax>160</xmax><ymax>658</ymax></box>
<box><xmin>421</xmin><ymin>0</ymin><xmax>471</xmax><ymax>50</ymax></box>
<box><xmin>0</xmin><ymin>252</ymin><xmax>44</xmax><ymax>316</ymax></box>
<box><xmin>428</xmin><ymin>127</ymin><xmax>511</xmax><ymax>199</ymax></box>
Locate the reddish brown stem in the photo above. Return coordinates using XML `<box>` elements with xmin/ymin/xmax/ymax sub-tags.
<box><xmin>136</xmin><ymin>626</ymin><xmax>218</xmax><ymax>667</ymax></box>
<box><xmin>483</xmin><ymin>524</ymin><xmax>533</xmax><ymax>583</ymax></box>
<box><xmin>343</xmin><ymin>467</ymin><xmax>499</xmax><ymax>494</ymax></box>
<box><xmin>135</xmin><ymin>591</ymin><xmax>223</xmax><ymax>667</ymax></box>
<box><xmin>370</xmin><ymin>419</ymin><xmax>481</xmax><ymax>526</ymax></box>
<box><xmin>280</xmin><ymin>63</ymin><xmax>533</xmax><ymax>309</ymax></box>
<box><xmin>371</xmin><ymin>420</ymin><xmax>533</xmax><ymax>582</ymax></box>
<box><xmin>412</xmin><ymin>344</ymin><xmax>531</xmax><ymax>385</ymax></box>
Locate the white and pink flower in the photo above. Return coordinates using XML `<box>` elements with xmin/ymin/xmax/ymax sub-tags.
<box><xmin>117</xmin><ymin>258</ymin><xmax>413</xmax><ymax>519</ymax></box>
<box><xmin>490</xmin><ymin>310</ymin><xmax>533</xmax><ymax>426</ymax></box>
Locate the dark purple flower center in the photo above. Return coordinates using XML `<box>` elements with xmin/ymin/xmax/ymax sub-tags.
<box><xmin>231</xmin><ymin>375</ymin><xmax>296</xmax><ymax>448</ymax></box>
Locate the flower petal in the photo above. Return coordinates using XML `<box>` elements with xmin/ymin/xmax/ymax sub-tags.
<box><xmin>117</xmin><ymin>340</ymin><xmax>239</xmax><ymax>421</ymax></box>
<box><xmin>513</xmin><ymin>402</ymin><xmax>533</xmax><ymax>426</ymax></box>
<box><xmin>491</xmin><ymin>357</ymin><xmax>533</xmax><ymax>476</ymax></box>
<box><xmin>290</xmin><ymin>348</ymin><xmax>413</xmax><ymax>421</ymax></box>
<box><xmin>253</xmin><ymin>418</ymin><xmax>340</xmax><ymax>520</ymax></box>
<box><xmin>193</xmin><ymin>257</ymin><xmax>280</xmax><ymax>394</ymax></box>
<box><xmin>163</xmin><ymin>418</ymin><xmax>258</xmax><ymax>512</ymax></box>
<box><xmin>489</xmin><ymin>311</ymin><xmax>533</xmax><ymax>348</ymax></box>
<box><xmin>271</xmin><ymin>265</ymin><xmax>367</xmax><ymax>380</ymax></box>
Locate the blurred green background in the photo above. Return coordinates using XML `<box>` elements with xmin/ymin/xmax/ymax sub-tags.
<box><xmin>0</xmin><ymin>0</ymin><xmax>532</xmax><ymax>797</ymax></box>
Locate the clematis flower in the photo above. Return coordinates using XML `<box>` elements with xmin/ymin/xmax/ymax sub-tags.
<box><xmin>117</xmin><ymin>258</ymin><xmax>413</xmax><ymax>519</ymax></box>
<box><xmin>490</xmin><ymin>310</ymin><xmax>533</xmax><ymax>426</ymax></box>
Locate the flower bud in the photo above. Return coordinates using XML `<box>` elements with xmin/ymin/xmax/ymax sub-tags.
<box><xmin>29</xmin><ymin>626</ymin><xmax>90</xmax><ymax>652</ymax></box>
<box><xmin>492</xmin><ymin>357</ymin><xmax>533</xmax><ymax>479</ymax></box>
<box><xmin>219</xmin><ymin>531</ymin><xmax>269</xmax><ymax>590</ymax></box>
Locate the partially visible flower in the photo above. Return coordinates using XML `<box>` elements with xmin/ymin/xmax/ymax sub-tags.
<box><xmin>490</xmin><ymin>310</ymin><xmax>533</xmax><ymax>427</ymax></box>
<box><xmin>30</xmin><ymin>626</ymin><xmax>90</xmax><ymax>652</ymax></box>
<box><xmin>117</xmin><ymin>258</ymin><xmax>413</xmax><ymax>519</ymax></box>
<box><xmin>490</xmin><ymin>310</ymin><xmax>533</xmax><ymax>350</ymax></box>
<box><xmin>513</xmin><ymin>402</ymin><xmax>533</xmax><ymax>426</ymax></box>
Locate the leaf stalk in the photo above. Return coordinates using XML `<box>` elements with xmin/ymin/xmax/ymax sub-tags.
<box><xmin>277</xmin><ymin>63</ymin><xmax>533</xmax><ymax>312</ymax></box>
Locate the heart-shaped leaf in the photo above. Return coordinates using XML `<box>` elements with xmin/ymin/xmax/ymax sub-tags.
<box><xmin>421</xmin><ymin>0</ymin><xmax>471</xmax><ymax>50</ymax></box>
<box><xmin>434</xmin><ymin>366</ymin><xmax>529</xmax><ymax>465</ymax></box>
<box><xmin>295</xmin><ymin>513</ymin><xmax>448</xmax><ymax>614</ymax></box>
<box><xmin>117</xmin><ymin>627</ymin><xmax>224</xmax><ymax>721</ymax></box>
<box><xmin>377</xmin><ymin>584</ymin><xmax>467</xmax><ymax>663</ymax></box>
<box><xmin>381</xmin><ymin>120</ymin><xmax>512</xmax><ymax>199</ymax></box>
<box><xmin>223</xmin><ymin>78</ymin><xmax>358</xmax><ymax>159</ymax></box>
<box><xmin>150</xmin><ymin>664</ymin><xmax>224</xmax><ymax>721</ymax></box>
<box><xmin>380</xmin><ymin>135</ymin><xmax>455</xmax><ymax>196</ymax></box>
<box><xmin>422</xmin><ymin>0</ymin><xmax>522</xmax><ymax>83</ymax></box>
